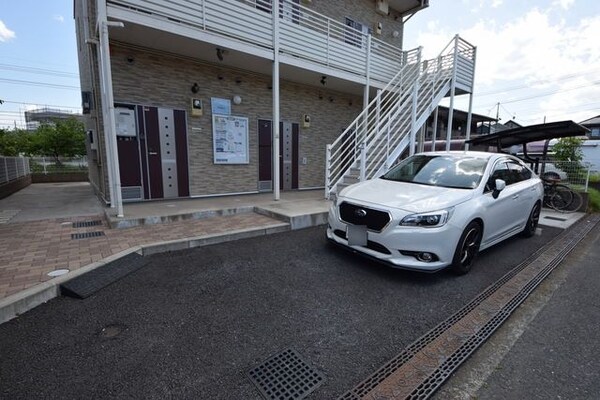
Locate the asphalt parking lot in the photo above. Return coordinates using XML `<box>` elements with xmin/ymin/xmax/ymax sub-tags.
<box><xmin>0</xmin><ymin>224</ymin><xmax>561</xmax><ymax>399</ymax></box>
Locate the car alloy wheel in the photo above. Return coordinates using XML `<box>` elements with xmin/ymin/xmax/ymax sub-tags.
<box><xmin>522</xmin><ymin>202</ymin><xmax>540</xmax><ymax>238</ymax></box>
<box><xmin>452</xmin><ymin>221</ymin><xmax>482</xmax><ymax>275</ymax></box>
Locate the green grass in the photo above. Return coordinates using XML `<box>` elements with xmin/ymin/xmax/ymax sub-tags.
<box><xmin>587</xmin><ymin>188</ymin><xmax>600</xmax><ymax>213</ymax></box>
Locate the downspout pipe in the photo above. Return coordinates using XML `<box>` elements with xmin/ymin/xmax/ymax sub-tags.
<box><xmin>272</xmin><ymin>1</ymin><xmax>280</xmax><ymax>201</ymax></box>
<box><xmin>97</xmin><ymin>0</ymin><xmax>124</xmax><ymax>217</ymax></box>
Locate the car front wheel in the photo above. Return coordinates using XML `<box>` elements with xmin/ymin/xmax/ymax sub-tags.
<box><xmin>522</xmin><ymin>202</ymin><xmax>540</xmax><ymax>238</ymax></box>
<box><xmin>451</xmin><ymin>221</ymin><xmax>482</xmax><ymax>275</ymax></box>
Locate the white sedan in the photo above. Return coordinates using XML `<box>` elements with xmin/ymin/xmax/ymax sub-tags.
<box><xmin>327</xmin><ymin>151</ymin><xmax>544</xmax><ymax>274</ymax></box>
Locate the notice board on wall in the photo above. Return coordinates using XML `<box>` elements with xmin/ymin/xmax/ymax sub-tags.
<box><xmin>212</xmin><ymin>114</ymin><xmax>249</xmax><ymax>164</ymax></box>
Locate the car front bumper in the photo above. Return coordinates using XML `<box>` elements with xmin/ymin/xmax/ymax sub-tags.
<box><xmin>327</xmin><ymin>202</ymin><xmax>463</xmax><ymax>272</ymax></box>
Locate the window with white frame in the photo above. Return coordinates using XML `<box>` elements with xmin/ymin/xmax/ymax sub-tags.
<box><xmin>345</xmin><ymin>17</ymin><xmax>371</xmax><ymax>48</ymax></box>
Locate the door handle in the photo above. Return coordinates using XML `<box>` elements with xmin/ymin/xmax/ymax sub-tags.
<box><xmin>149</xmin><ymin>151</ymin><xmax>158</xmax><ymax>155</ymax></box>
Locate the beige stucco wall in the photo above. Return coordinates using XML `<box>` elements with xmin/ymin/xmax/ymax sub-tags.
<box><xmin>110</xmin><ymin>45</ymin><xmax>362</xmax><ymax>196</ymax></box>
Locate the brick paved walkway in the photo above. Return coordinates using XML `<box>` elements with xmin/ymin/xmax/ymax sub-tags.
<box><xmin>0</xmin><ymin>212</ymin><xmax>285</xmax><ymax>300</ymax></box>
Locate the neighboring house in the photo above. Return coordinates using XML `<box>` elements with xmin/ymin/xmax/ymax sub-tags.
<box><xmin>423</xmin><ymin>106</ymin><xmax>495</xmax><ymax>142</ymax></box>
<box><xmin>24</xmin><ymin>108</ymin><xmax>83</xmax><ymax>131</ymax></box>
<box><xmin>476</xmin><ymin>120</ymin><xmax>522</xmax><ymax>135</ymax></box>
<box><xmin>579</xmin><ymin>115</ymin><xmax>600</xmax><ymax>171</ymax></box>
<box><xmin>74</xmin><ymin>0</ymin><xmax>476</xmax><ymax>209</ymax></box>
<box><xmin>580</xmin><ymin>115</ymin><xmax>600</xmax><ymax>139</ymax></box>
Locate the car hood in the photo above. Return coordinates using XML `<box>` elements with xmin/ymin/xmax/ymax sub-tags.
<box><xmin>339</xmin><ymin>178</ymin><xmax>475</xmax><ymax>213</ymax></box>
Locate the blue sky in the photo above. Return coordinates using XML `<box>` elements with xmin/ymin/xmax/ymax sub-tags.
<box><xmin>0</xmin><ymin>0</ymin><xmax>79</xmax><ymax>129</ymax></box>
<box><xmin>0</xmin><ymin>0</ymin><xmax>599</xmax><ymax>129</ymax></box>
<box><xmin>403</xmin><ymin>0</ymin><xmax>600</xmax><ymax>125</ymax></box>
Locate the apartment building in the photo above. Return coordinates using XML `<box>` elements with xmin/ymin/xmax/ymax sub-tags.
<box><xmin>74</xmin><ymin>0</ymin><xmax>476</xmax><ymax>213</ymax></box>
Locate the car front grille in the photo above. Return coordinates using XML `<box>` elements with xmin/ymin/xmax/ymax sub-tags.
<box><xmin>339</xmin><ymin>202</ymin><xmax>391</xmax><ymax>232</ymax></box>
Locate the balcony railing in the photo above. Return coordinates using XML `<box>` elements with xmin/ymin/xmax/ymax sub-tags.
<box><xmin>106</xmin><ymin>0</ymin><xmax>409</xmax><ymax>86</ymax></box>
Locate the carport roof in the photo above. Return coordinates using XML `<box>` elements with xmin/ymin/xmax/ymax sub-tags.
<box><xmin>467</xmin><ymin>120</ymin><xmax>590</xmax><ymax>148</ymax></box>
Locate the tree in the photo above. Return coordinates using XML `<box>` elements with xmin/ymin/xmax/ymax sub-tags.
<box><xmin>0</xmin><ymin>128</ymin><xmax>34</xmax><ymax>156</ymax></box>
<box><xmin>552</xmin><ymin>137</ymin><xmax>584</xmax><ymax>163</ymax></box>
<box><xmin>33</xmin><ymin>118</ymin><xmax>86</xmax><ymax>165</ymax></box>
<box><xmin>552</xmin><ymin>137</ymin><xmax>585</xmax><ymax>182</ymax></box>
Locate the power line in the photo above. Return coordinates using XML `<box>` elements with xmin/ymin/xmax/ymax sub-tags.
<box><xmin>476</xmin><ymin>67</ymin><xmax>600</xmax><ymax>97</ymax></box>
<box><xmin>476</xmin><ymin>81</ymin><xmax>600</xmax><ymax>108</ymax></box>
<box><xmin>0</xmin><ymin>99</ymin><xmax>81</xmax><ymax>109</ymax></box>
<box><xmin>0</xmin><ymin>63</ymin><xmax>79</xmax><ymax>79</ymax></box>
<box><xmin>0</xmin><ymin>78</ymin><xmax>80</xmax><ymax>90</ymax></box>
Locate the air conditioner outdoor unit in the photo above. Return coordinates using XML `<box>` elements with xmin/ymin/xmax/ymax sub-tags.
<box><xmin>376</xmin><ymin>0</ymin><xmax>389</xmax><ymax>15</ymax></box>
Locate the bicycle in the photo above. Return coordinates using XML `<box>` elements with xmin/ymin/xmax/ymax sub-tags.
<box><xmin>542</xmin><ymin>177</ymin><xmax>583</xmax><ymax>212</ymax></box>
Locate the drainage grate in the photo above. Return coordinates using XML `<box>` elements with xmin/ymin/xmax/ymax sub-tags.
<box><xmin>544</xmin><ymin>216</ymin><xmax>567</xmax><ymax>222</ymax></box>
<box><xmin>340</xmin><ymin>214</ymin><xmax>600</xmax><ymax>400</ymax></box>
<box><xmin>71</xmin><ymin>231</ymin><xmax>105</xmax><ymax>240</ymax></box>
<box><xmin>248</xmin><ymin>349</ymin><xmax>325</xmax><ymax>400</ymax></box>
<box><xmin>72</xmin><ymin>220</ymin><xmax>103</xmax><ymax>228</ymax></box>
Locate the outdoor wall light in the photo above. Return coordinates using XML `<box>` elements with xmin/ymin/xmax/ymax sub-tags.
<box><xmin>191</xmin><ymin>83</ymin><xmax>200</xmax><ymax>93</ymax></box>
<box><xmin>216</xmin><ymin>47</ymin><xmax>227</xmax><ymax>61</ymax></box>
<box><xmin>233</xmin><ymin>95</ymin><xmax>242</xmax><ymax>105</ymax></box>
<box><xmin>320</xmin><ymin>76</ymin><xmax>327</xmax><ymax>85</ymax></box>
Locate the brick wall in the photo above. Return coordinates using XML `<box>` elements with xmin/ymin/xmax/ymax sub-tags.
<box><xmin>110</xmin><ymin>45</ymin><xmax>363</xmax><ymax>196</ymax></box>
<box><xmin>0</xmin><ymin>176</ymin><xmax>31</xmax><ymax>200</ymax></box>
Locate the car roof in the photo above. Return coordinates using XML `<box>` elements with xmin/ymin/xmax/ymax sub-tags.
<box><xmin>416</xmin><ymin>151</ymin><xmax>499</xmax><ymax>160</ymax></box>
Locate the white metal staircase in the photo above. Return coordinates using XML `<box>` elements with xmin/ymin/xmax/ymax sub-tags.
<box><xmin>325</xmin><ymin>35</ymin><xmax>476</xmax><ymax>199</ymax></box>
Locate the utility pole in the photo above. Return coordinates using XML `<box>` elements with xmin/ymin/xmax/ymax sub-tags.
<box><xmin>495</xmin><ymin>102</ymin><xmax>500</xmax><ymax>122</ymax></box>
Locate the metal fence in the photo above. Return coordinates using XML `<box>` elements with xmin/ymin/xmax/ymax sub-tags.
<box><xmin>0</xmin><ymin>156</ymin><xmax>31</xmax><ymax>186</ymax></box>
<box><xmin>536</xmin><ymin>160</ymin><xmax>591</xmax><ymax>192</ymax></box>
<box><xmin>29</xmin><ymin>157</ymin><xmax>88</xmax><ymax>174</ymax></box>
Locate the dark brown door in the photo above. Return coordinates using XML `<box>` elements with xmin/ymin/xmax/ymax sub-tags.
<box><xmin>138</xmin><ymin>106</ymin><xmax>189</xmax><ymax>200</ymax></box>
<box><xmin>258</xmin><ymin>119</ymin><xmax>273</xmax><ymax>191</ymax></box>
<box><xmin>142</xmin><ymin>106</ymin><xmax>164</xmax><ymax>199</ymax></box>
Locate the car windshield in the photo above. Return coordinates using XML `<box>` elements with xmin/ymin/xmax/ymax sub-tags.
<box><xmin>381</xmin><ymin>155</ymin><xmax>488</xmax><ymax>189</ymax></box>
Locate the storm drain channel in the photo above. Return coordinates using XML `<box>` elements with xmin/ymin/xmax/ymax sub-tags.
<box><xmin>340</xmin><ymin>214</ymin><xmax>600</xmax><ymax>400</ymax></box>
<box><xmin>248</xmin><ymin>348</ymin><xmax>325</xmax><ymax>400</ymax></box>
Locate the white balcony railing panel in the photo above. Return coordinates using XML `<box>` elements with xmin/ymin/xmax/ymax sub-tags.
<box><xmin>205</xmin><ymin>1</ymin><xmax>272</xmax><ymax>48</ymax></box>
<box><xmin>106</xmin><ymin>0</ymin><xmax>408</xmax><ymax>86</ymax></box>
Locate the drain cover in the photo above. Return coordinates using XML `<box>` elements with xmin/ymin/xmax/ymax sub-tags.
<box><xmin>71</xmin><ymin>231</ymin><xmax>105</xmax><ymax>240</ymax></box>
<box><xmin>72</xmin><ymin>220</ymin><xmax>102</xmax><ymax>228</ymax></box>
<box><xmin>544</xmin><ymin>216</ymin><xmax>567</xmax><ymax>221</ymax></box>
<box><xmin>248</xmin><ymin>349</ymin><xmax>325</xmax><ymax>400</ymax></box>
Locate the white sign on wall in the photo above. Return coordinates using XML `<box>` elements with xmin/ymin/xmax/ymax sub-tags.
<box><xmin>211</xmin><ymin>97</ymin><xmax>231</xmax><ymax>115</ymax></box>
<box><xmin>212</xmin><ymin>114</ymin><xmax>249</xmax><ymax>164</ymax></box>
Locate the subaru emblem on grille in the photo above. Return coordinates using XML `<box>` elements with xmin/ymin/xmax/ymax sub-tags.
<box><xmin>355</xmin><ymin>208</ymin><xmax>367</xmax><ymax>218</ymax></box>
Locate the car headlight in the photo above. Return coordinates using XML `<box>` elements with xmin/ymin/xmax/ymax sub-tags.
<box><xmin>400</xmin><ymin>208</ymin><xmax>453</xmax><ymax>228</ymax></box>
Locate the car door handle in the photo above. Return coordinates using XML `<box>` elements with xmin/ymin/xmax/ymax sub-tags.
<box><xmin>512</xmin><ymin>194</ymin><xmax>519</xmax><ymax>199</ymax></box>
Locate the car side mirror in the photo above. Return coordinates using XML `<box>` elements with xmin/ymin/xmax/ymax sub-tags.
<box><xmin>492</xmin><ymin>179</ymin><xmax>506</xmax><ymax>199</ymax></box>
